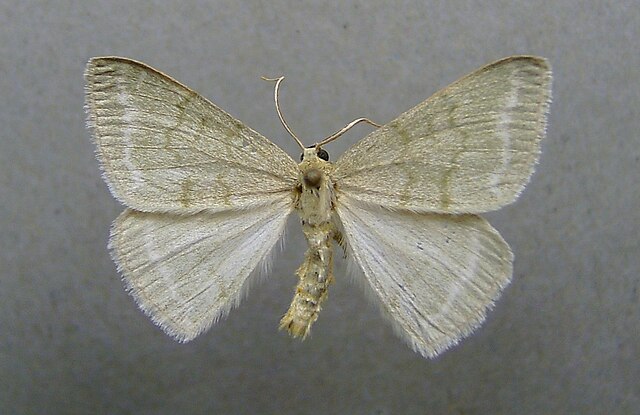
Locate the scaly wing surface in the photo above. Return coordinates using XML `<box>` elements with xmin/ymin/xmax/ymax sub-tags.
<box><xmin>333</xmin><ymin>56</ymin><xmax>551</xmax><ymax>214</ymax></box>
<box><xmin>110</xmin><ymin>197</ymin><xmax>293</xmax><ymax>341</ymax></box>
<box><xmin>337</xmin><ymin>196</ymin><xmax>513</xmax><ymax>358</ymax></box>
<box><xmin>85</xmin><ymin>57</ymin><xmax>298</xmax><ymax>213</ymax></box>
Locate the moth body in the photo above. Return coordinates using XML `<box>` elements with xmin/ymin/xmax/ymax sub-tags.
<box><xmin>280</xmin><ymin>148</ymin><xmax>339</xmax><ymax>337</ymax></box>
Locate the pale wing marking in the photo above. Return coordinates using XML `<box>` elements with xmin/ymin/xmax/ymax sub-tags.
<box><xmin>337</xmin><ymin>196</ymin><xmax>513</xmax><ymax>358</ymax></box>
<box><xmin>334</xmin><ymin>56</ymin><xmax>552</xmax><ymax>213</ymax></box>
<box><xmin>110</xmin><ymin>197</ymin><xmax>293</xmax><ymax>341</ymax></box>
<box><xmin>85</xmin><ymin>57</ymin><xmax>299</xmax><ymax>213</ymax></box>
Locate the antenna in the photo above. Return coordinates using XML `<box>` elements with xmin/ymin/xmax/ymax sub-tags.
<box><xmin>261</xmin><ymin>76</ymin><xmax>305</xmax><ymax>150</ymax></box>
<box><xmin>262</xmin><ymin>76</ymin><xmax>382</xmax><ymax>150</ymax></box>
<box><xmin>315</xmin><ymin>117</ymin><xmax>381</xmax><ymax>148</ymax></box>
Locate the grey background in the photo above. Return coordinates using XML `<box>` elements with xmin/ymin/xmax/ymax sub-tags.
<box><xmin>1</xmin><ymin>0</ymin><xmax>638</xmax><ymax>413</ymax></box>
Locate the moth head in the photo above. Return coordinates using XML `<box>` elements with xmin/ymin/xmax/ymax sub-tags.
<box><xmin>300</xmin><ymin>146</ymin><xmax>329</xmax><ymax>162</ymax></box>
<box><xmin>300</xmin><ymin>146</ymin><xmax>329</xmax><ymax>188</ymax></box>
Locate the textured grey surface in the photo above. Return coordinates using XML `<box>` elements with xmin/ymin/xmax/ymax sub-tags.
<box><xmin>1</xmin><ymin>1</ymin><xmax>638</xmax><ymax>414</ymax></box>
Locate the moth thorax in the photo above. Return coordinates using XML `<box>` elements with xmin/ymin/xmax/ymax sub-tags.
<box><xmin>304</xmin><ymin>168</ymin><xmax>323</xmax><ymax>188</ymax></box>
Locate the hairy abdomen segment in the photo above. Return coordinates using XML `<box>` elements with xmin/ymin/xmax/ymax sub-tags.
<box><xmin>280</xmin><ymin>222</ymin><xmax>334</xmax><ymax>338</ymax></box>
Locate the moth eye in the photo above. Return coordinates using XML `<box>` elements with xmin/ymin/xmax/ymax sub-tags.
<box><xmin>300</xmin><ymin>148</ymin><xmax>330</xmax><ymax>161</ymax></box>
<box><xmin>317</xmin><ymin>148</ymin><xmax>329</xmax><ymax>161</ymax></box>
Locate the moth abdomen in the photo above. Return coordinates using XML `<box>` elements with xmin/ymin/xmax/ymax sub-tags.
<box><xmin>280</xmin><ymin>226</ymin><xmax>334</xmax><ymax>339</ymax></box>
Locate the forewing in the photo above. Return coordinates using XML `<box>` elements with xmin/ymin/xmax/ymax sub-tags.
<box><xmin>85</xmin><ymin>57</ymin><xmax>298</xmax><ymax>213</ymax></box>
<box><xmin>110</xmin><ymin>197</ymin><xmax>293</xmax><ymax>342</ymax></box>
<box><xmin>337</xmin><ymin>196</ymin><xmax>513</xmax><ymax>358</ymax></box>
<box><xmin>334</xmin><ymin>56</ymin><xmax>551</xmax><ymax>214</ymax></box>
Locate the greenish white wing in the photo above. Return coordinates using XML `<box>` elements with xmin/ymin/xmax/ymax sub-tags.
<box><xmin>85</xmin><ymin>57</ymin><xmax>298</xmax><ymax>213</ymax></box>
<box><xmin>333</xmin><ymin>56</ymin><xmax>551</xmax><ymax>214</ymax></box>
<box><xmin>336</xmin><ymin>196</ymin><xmax>513</xmax><ymax>358</ymax></box>
<box><xmin>110</xmin><ymin>197</ymin><xmax>293</xmax><ymax>342</ymax></box>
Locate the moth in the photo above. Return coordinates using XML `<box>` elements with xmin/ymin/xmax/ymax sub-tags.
<box><xmin>84</xmin><ymin>56</ymin><xmax>551</xmax><ymax>358</ymax></box>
